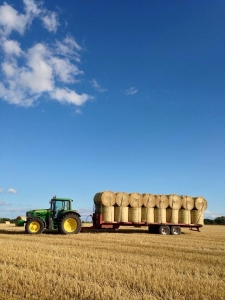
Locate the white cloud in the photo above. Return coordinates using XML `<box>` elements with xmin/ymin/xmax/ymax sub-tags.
<box><xmin>125</xmin><ymin>87</ymin><xmax>138</xmax><ymax>95</ymax></box>
<box><xmin>0</xmin><ymin>201</ymin><xmax>10</xmax><ymax>206</ymax></box>
<box><xmin>0</xmin><ymin>2</ymin><xmax>27</xmax><ymax>36</ymax></box>
<box><xmin>7</xmin><ymin>188</ymin><xmax>18</xmax><ymax>194</ymax></box>
<box><xmin>41</xmin><ymin>11</ymin><xmax>59</xmax><ymax>32</ymax></box>
<box><xmin>3</xmin><ymin>39</ymin><xmax>23</xmax><ymax>56</ymax></box>
<box><xmin>91</xmin><ymin>79</ymin><xmax>107</xmax><ymax>93</ymax></box>
<box><xmin>204</xmin><ymin>210</ymin><xmax>224</xmax><ymax>219</ymax></box>
<box><xmin>0</xmin><ymin>1</ymin><xmax>91</xmax><ymax>108</ymax></box>
<box><xmin>0</xmin><ymin>188</ymin><xmax>3</xmax><ymax>194</ymax></box>
<box><xmin>50</xmin><ymin>88</ymin><xmax>90</xmax><ymax>106</ymax></box>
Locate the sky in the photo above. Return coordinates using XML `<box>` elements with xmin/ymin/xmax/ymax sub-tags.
<box><xmin>0</xmin><ymin>0</ymin><xmax>224</xmax><ymax>220</ymax></box>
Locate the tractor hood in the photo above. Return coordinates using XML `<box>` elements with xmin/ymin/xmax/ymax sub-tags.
<box><xmin>26</xmin><ymin>209</ymin><xmax>50</xmax><ymax>219</ymax></box>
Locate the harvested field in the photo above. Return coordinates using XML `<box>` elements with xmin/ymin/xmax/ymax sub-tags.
<box><xmin>0</xmin><ymin>224</ymin><xmax>224</xmax><ymax>300</ymax></box>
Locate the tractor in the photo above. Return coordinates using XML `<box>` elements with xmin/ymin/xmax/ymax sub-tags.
<box><xmin>25</xmin><ymin>196</ymin><xmax>82</xmax><ymax>234</ymax></box>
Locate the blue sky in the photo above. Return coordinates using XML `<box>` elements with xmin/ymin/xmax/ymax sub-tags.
<box><xmin>0</xmin><ymin>0</ymin><xmax>224</xmax><ymax>220</ymax></box>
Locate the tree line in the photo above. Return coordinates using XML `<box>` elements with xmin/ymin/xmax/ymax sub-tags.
<box><xmin>204</xmin><ymin>216</ymin><xmax>225</xmax><ymax>225</ymax></box>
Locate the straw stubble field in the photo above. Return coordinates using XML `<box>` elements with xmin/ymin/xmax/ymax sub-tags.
<box><xmin>0</xmin><ymin>224</ymin><xmax>224</xmax><ymax>300</ymax></box>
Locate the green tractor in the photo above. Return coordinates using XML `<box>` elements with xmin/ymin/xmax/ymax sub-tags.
<box><xmin>25</xmin><ymin>196</ymin><xmax>82</xmax><ymax>234</ymax></box>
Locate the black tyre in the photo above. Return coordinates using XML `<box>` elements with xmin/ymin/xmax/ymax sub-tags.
<box><xmin>25</xmin><ymin>218</ymin><xmax>44</xmax><ymax>234</ymax></box>
<box><xmin>159</xmin><ymin>225</ymin><xmax>170</xmax><ymax>235</ymax></box>
<box><xmin>171</xmin><ymin>226</ymin><xmax>181</xmax><ymax>235</ymax></box>
<box><xmin>59</xmin><ymin>214</ymin><xmax>82</xmax><ymax>234</ymax></box>
<box><xmin>148</xmin><ymin>225</ymin><xmax>158</xmax><ymax>234</ymax></box>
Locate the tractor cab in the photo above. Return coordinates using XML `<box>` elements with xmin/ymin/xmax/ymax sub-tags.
<box><xmin>50</xmin><ymin>197</ymin><xmax>72</xmax><ymax>218</ymax></box>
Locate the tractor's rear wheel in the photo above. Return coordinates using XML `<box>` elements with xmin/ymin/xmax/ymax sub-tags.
<box><xmin>25</xmin><ymin>218</ymin><xmax>44</xmax><ymax>234</ymax></box>
<box><xmin>59</xmin><ymin>214</ymin><xmax>82</xmax><ymax>234</ymax></box>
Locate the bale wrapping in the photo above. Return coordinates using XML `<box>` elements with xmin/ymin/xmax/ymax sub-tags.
<box><xmin>191</xmin><ymin>210</ymin><xmax>204</xmax><ymax>225</ymax></box>
<box><xmin>154</xmin><ymin>208</ymin><xmax>166</xmax><ymax>223</ymax></box>
<box><xmin>142</xmin><ymin>194</ymin><xmax>155</xmax><ymax>208</ymax></box>
<box><xmin>128</xmin><ymin>207</ymin><xmax>141</xmax><ymax>222</ymax></box>
<box><xmin>102</xmin><ymin>206</ymin><xmax>114</xmax><ymax>222</ymax></box>
<box><xmin>166</xmin><ymin>208</ymin><xmax>179</xmax><ymax>223</ymax></box>
<box><xmin>141</xmin><ymin>207</ymin><xmax>154</xmax><ymax>223</ymax></box>
<box><xmin>155</xmin><ymin>195</ymin><xmax>169</xmax><ymax>209</ymax></box>
<box><xmin>114</xmin><ymin>206</ymin><xmax>129</xmax><ymax>222</ymax></box>
<box><xmin>178</xmin><ymin>209</ymin><xmax>191</xmax><ymax>224</ymax></box>
<box><xmin>168</xmin><ymin>194</ymin><xmax>182</xmax><ymax>210</ymax></box>
<box><xmin>94</xmin><ymin>191</ymin><xmax>116</xmax><ymax>207</ymax></box>
<box><xmin>129</xmin><ymin>193</ymin><xmax>143</xmax><ymax>208</ymax></box>
<box><xmin>115</xmin><ymin>192</ymin><xmax>129</xmax><ymax>207</ymax></box>
<box><xmin>193</xmin><ymin>197</ymin><xmax>207</xmax><ymax>211</ymax></box>
<box><xmin>181</xmin><ymin>196</ymin><xmax>194</xmax><ymax>210</ymax></box>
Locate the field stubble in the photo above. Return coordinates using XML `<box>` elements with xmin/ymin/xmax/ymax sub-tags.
<box><xmin>0</xmin><ymin>224</ymin><xmax>224</xmax><ymax>300</ymax></box>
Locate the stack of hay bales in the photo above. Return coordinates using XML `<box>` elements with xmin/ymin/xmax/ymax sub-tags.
<box><xmin>94</xmin><ymin>191</ymin><xmax>207</xmax><ymax>225</ymax></box>
<box><xmin>94</xmin><ymin>191</ymin><xmax>115</xmax><ymax>222</ymax></box>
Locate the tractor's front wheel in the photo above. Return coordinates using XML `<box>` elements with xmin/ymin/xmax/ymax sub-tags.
<box><xmin>59</xmin><ymin>214</ymin><xmax>82</xmax><ymax>234</ymax></box>
<box><xmin>25</xmin><ymin>218</ymin><xmax>44</xmax><ymax>234</ymax></box>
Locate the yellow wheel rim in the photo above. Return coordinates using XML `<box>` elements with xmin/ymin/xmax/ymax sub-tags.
<box><xmin>64</xmin><ymin>218</ymin><xmax>77</xmax><ymax>232</ymax></box>
<box><xmin>29</xmin><ymin>221</ymin><xmax>40</xmax><ymax>233</ymax></box>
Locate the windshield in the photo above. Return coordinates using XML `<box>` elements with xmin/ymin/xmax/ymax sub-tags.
<box><xmin>51</xmin><ymin>200</ymin><xmax>70</xmax><ymax>211</ymax></box>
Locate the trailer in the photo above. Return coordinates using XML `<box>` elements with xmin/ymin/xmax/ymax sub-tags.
<box><xmin>81</xmin><ymin>212</ymin><xmax>203</xmax><ymax>235</ymax></box>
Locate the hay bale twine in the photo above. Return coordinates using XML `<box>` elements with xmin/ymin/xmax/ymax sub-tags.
<box><xmin>115</xmin><ymin>192</ymin><xmax>129</xmax><ymax>207</ymax></box>
<box><xmin>114</xmin><ymin>206</ymin><xmax>129</xmax><ymax>222</ymax></box>
<box><xmin>193</xmin><ymin>197</ymin><xmax>207</xmax><ymax>211</ymax></box>
<box><xmin>191</xmin><ymin>210</ymin><xmax>204</xmax><ymax>225</ymax></box>
<box><xmin>102</xmin><ymin>206</ymin><xmax>114</xmax><ymax>222</ymax></box>
<box><xmin>168</xmin><ymin>194</ymin><xmax>182</xmax><ymax>210</ymax></box>
<box><xmin>129</xmin><ymin>193</ymin><xmax>143</xmax><ymax>208</ymax></box>
<box><xmin>15</xmin><ymin>216</ymin><xmax>26</xmax><ymax>226</ymax></box>
<box><xmin>142</xmin><ymin>194</ymin><xmax>155</xmax><ymax>208</ymax></box>
<box><xmin>178</xmin><ymin>209</ymin><xmax>191</xmax><ymax>224</ymax></box>
<box><xmin>154</xmin><ymin>208</ymin><xmax>166</xmax><ymax>223</ymax></box>
<box><xmin>128</xmin><ymin>207</ymin><xmax>141</xmax><ymax>222</ymax></box>
<box><xmin>141</xmin><ymin>207</ymin><xmax>154</xmax><ymax>223</ymax></box>
<box><xmin>181</xmin><ymin>196</ymin><xmax>194</xmax><ymax>210</ymax></box>
<box><xmin>94</xmin><ymin>191</ymin><xmax>116</xmax><ymax>206</ymax></box>
<box><xmin>155</xmin><ymin>195</ymin><xmax>169</xmax><ymax>209</ymax></box>
<box><xmin>166</xmin><ymin>208</ymin><xmax>179</xmax><ymax>223</ymax></box>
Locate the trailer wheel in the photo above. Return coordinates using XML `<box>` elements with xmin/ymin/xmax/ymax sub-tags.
<box><xmin>171</xmin><ymin>226</ymin><xmax>181</xmax><ymax>235</ymax></box>
<box><xmin>25</xmin><ymin>218</ymin><xmax>44</xmax><ymax>234</ymax></box>
<box><xmin>59</xmin><ymin>214</ymin><xmax>82</xmax><ymax>234</ymax></box>
<box><xmin>159</xmin><ymin>225</ymin><xmax>170</xmax><ymax>235</ymax></box>
<box><xmin>148</xmin><ymin>225</ymin><xmax>158</xmax><ymax>234</ymax></box>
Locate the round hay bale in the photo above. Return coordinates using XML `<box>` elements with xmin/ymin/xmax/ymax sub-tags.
<box><xmin>115</xmin><ymin>192</ymin><xmax>129</xmax><ymax>207</ymax></box>
<box><xmin>102</xmin><ymin>206</ymin><xmax>114</xmax><ymax>222</ymax></box>
<box><xmin>154</xmin><ymin>208</ymin><xmax>166</xmax><ymax>223</ymax></box>
<box><xmin>141</xmin><ymin>207</ymin><xmax>154</xmax><ymax>223</ymax></box>
<box><xmin>94</xmin><ymin>191</ymin><xmax>116</xmax><ymax>206</ymax></box>
<box><xmin>129</xmin><ymin>193</ymin><xmax>143</xmax><ymax>208</ymax></box>
<box><xmin>193</xmin><ymin>197</ymin><xmax>207</xmax><ymax>211</ymax></box>
<box><xmin>155</xmin><ymin>195</ymin><xmax>169</xmax><ymax>209</ymax></box>
<box><xmin>181</xmin><ymin>196</ymin><xmax>194</xmax><ymax>210</ymax></box>
<box><xmin>167</xmin><ymin>194</ymin><xmax>182</xmax><ymax>210</ymax></box>
<box><xmin>128</xmin><ymin>207</ymin><xmax>141</xmax><ymax>222</ymax></box>
<box><xmin>191</xmin><ymin>210</ymin><xmax>204</xmax><ymax>225</ymax></box>
<box><xmin>114</xmin><ymin>206</ymin><xmax>129</xmax><ymax>222</ymax></box>
<box><xmin>142</xmin><ymin>194</ymin><xmax>155</xmax><ymax>208</ymax></box>
<box><xmin>178</xmin><ymin>209</ymin><xmax>191</xmax><ymax>224</ymax></box>
<box><xmin>95</xmin><ymin>204</ymin><xmax>102</xmax><ymax>213</ymax></box>
<box><xmin>166</xmin><ymin>208</ymin><xmax>179</xmax><ymax>223</ymax></box>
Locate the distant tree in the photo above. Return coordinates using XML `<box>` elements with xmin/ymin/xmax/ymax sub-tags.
<box><xmin>204</xmin><ymin>219</ymin><xmax>214</xmax><ymax>225</ymax></box>
<box><xmin>214</xmin><ymin>216</ymin><xmax>225</xmax><ymax>225</ymax></box>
